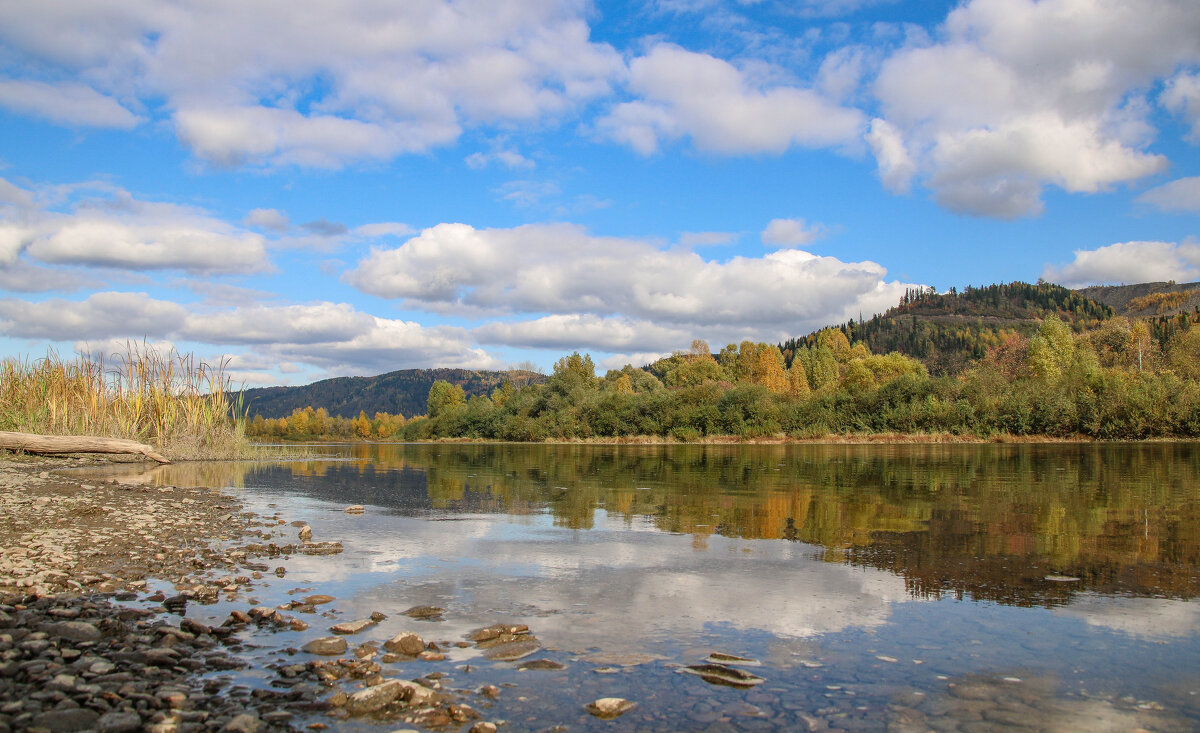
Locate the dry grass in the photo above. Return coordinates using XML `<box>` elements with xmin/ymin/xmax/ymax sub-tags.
<box><xmin>0</xmin><ymin>343</ymin><xmax>253</xmax><ymax>460</ymax></box>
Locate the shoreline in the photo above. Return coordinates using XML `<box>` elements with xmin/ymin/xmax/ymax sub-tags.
<box><xmin>0</xmin><ymin>454</ymin><xmax>510</xmax><ymax>733</ymax></box>
<box><xmin>265</xmin><ymin>432</ymin><xmax>1199</xmax><ymax>447</ymax></box>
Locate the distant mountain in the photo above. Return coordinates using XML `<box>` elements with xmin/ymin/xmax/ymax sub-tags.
<box><xmin>237</xmin><ymin>368</ymin><xmax>546</xmax><ymax>419</ymax></box>
<box><xmin>781</xmin><ymin>281</ymin><xmax>1115</xmax><ymax>376</ymax></box>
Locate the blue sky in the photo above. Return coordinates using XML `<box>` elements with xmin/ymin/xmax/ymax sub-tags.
<box><xmin>0</xmin><ymin>0</ymin><xmax>1198</xmax><ymax>386</ymax></box>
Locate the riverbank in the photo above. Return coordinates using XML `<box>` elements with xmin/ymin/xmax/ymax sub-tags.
<box><xmin>0</xmin><ymin>454</ymin><xmax>510</xmax><ymax>733</ymax></box>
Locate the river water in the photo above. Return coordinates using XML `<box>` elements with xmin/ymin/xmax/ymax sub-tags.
<box><xmin>102</xmin><ymin>443</ymin><xmax>1200</xmax><ymax>731</ymax></box>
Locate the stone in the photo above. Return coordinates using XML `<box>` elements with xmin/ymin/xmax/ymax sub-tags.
<box><xmin>396</xmin><ymin>679</ymin><xmax>440</xmax><ymax>706</ymax></box>
<box><xmin>345</xmin><ymin>680</ymin><xmax>403</xmax><ymax>715</ymax></box>
<box><xmin>383</xmin><ymin>632</ymin><xmax>425</xmax><ymax>656</ymax></box>
<box><xmin>469</xmin><ymin>723</ymin><xmax>498</xmax><ymax>733</ymax></box>
<box><xmin>32</xmin><ymin>707</ymin><xmax>101</xmax><ymax>731</ymax></box>
<box><xmin>586</xmin><ymin>698</ymin><xmax>637</xmax><ymax>719</ymax></box>
<box><xmin>300</xmin><ymin>542</ymin><xmax>343</xmax><ymax>556</ymax></box>
<box><xmin>482</xmin><ymin>639</ymin><xmax>542</xmax><ymax>661</ymax></box>
<box><xmin>418</xmin><ymin>650</ymin><xmax>445</xmax><ymax>662</ymax></box>
<box><xmin>518</xmin><ymin>659</ymin><xmax>565</xmax><ymax>671</ymax></box>
<box><xmin>706</xmin><ymin>652</ymin><xmax>761</xmax><ymax>666</ymax></box>
<box><xmin>45</xmin><ymin>620</ymin><xmax>102</xmax><ymax>642</ymax></box>
<box><xmin>344</xmin><ymin>505</ymin><xmax>365</xmax><ymax>514</ymax></box>
<box><xmin>330</xmin><ymin>618</ymin><xmax>377</xmax><ymax>635</ymax></box>
<box><xmin>223</xmin><ymin>713</ymin><xmax>263</xmax><ymax>732</ymax></box>
<box><xmin>679</xmin><ymin>664</ymin><xmax>766</xmax><ymax>687</ymax></box>
<box><xmin>298</xmin><ymin>525</ymin><xmax>312</xmax><ymax>541</ymax></box>
<box><xmin>402</xmin><ymin>605</ymin><xmax>444</xmax><ymax>619</ymax></box>
<box><xmin>96</xmin><ymin>711</ymin><xmax>142</xmax><ymax>732</ymax></box>
<box><xmin>304</xmin><ymin>595</ymin><xmax>336</xmax><ymax>605</ymax></box>
<box><xmin>302</xmin><ymin>637</ymin><xmax>348</xmax><ymax>655</ymax></box>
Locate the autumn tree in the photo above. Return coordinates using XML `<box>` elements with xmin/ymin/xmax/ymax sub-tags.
<box><xmin>427</xmin><ymin>380</ymin><xmax>466</xmax><ymax>418</ymax></box>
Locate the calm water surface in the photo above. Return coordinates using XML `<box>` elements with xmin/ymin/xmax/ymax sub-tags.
<box><xmin>104</xmin><ymin>443</ymin><xmax>1200</xmax><ymax>731</ymax></box>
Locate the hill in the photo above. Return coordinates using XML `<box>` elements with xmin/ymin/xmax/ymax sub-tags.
<box><xmin>239</xmin><ymin>368</ymin><xmax>545</xmax><ymax>419</ymax></box>
<box><xmin>781</xmin><ymin>281</ymin><xmax>1115</xmax><ymax>376</ymax></box>
<box><xmin>1076</xmin><ymin>280</ymin><xmax>1200</xmax><ymax>317</ymax></box>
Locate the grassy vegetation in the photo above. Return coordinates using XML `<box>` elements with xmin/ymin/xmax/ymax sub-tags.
<box><xmin>0</xmin><ymin>343</ymin><xmax>253</xmax><ymax>460</ymax></box>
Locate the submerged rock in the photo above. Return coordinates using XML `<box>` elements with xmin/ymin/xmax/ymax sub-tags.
<box><xmin>300</xmin><ymin>541</ymin><xmax>343</xmax><ymax>556</ymax></box>
<box><xmin>344</xmin><ymin>505</ymin><xmax>365</xmax><ymax>514</ymax></box>
<box><xmin>402</xmin><ymin>605</ymin><xmax>445</xmax><ymax>620</ymax></box>
<box><xmin>518</xmin><ymin>659</ymin><xmax>565</xmax><ymax>671</ymax></box>
<box><xmin>679</xmin><ymin>663</ymin><xmax>766</xmax><ymax>687</ymax></box>
<box><xmin>585</xmin><ymin>697</ymin><xmax>637</xmax><ymax>719</ymax></box>
<box><xmin>482</xmin><ymin>639</ymin><xmax>542</xmax><ymax>662</ymax></box>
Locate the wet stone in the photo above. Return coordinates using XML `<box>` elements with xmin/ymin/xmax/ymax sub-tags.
<box><xmin>301</xmin><ymin>636</ymin><xmax>348</xmax><ymax>655</ymax></box>
<box><xmin>586</xmin><ymin>697</ymin><xmax>637</xmax><ymax>720</ymax></box>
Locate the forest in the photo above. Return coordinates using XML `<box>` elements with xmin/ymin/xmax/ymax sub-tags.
<box><xmin>244</xmin><ymin>282</ymin><xmax>1200</xmax><ymax>442</ymax></box>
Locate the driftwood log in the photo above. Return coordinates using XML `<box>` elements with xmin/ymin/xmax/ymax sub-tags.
<box><xmin>0</xmin><ymin>431</ymin><xmax>170</xmax><ymax>464</ymax></box>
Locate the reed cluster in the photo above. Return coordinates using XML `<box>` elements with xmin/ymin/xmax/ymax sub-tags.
<box><xmin>0</xmin><ymin>343</ymin><xmax>250</xmax><ymax>460</ymax></box>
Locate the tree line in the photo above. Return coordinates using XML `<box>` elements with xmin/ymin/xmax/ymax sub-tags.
<box><xmin>395</xmin><ymin>313</ymin><xmax>1200</xmax><ymax>442</ymax></box>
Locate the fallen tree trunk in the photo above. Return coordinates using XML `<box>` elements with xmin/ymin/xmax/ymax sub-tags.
<box><xmin>0</xmin><ymin>431</ymin><xmax>170</xmax><ymax>464</ymax></box>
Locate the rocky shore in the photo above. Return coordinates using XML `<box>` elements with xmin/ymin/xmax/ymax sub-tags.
<box><xmin>0</xmin><ymin>455</ymin><xmax>529</xmax><ymax>733</ymax></box>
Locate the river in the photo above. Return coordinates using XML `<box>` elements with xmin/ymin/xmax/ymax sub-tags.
<box><xmin>99</xmin><ymin>442</ymin><xmax>1200</xmax><ymax>731</ymax></box>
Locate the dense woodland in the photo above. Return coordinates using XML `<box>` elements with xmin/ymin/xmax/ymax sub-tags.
<box><xmin>246</xmin><ymin>282</ymin><xmax>1200</xmax><ymax>442</ymax></box>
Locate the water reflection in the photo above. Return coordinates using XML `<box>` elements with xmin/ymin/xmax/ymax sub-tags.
<box><xmin>97</xmin><ymin>442</ymin><xmax>1200</xmax><ymax>607</ymax></box>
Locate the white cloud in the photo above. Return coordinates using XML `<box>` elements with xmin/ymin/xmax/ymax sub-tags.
<box><xmin>465</xmin><ymin>150</ymin><xmax>535</xmax><ymax>170</ymax></box>
<box><xmin>0</xmin><ymin>177</ymin><xmax>272</xmax><ymax>274</ymax></box>
<box><xmin>599</xmin><ymin>43</ymin><xmax>864</xmax><ymax>155</ymax></box>
<box><xmin>1042</xmin><ymin>240</ymin><xmax>1200</xmax><ymax>287</ymax></box>
<box><xmin>1137</xmin><ymin>177</ymin><xmax>1200</xmax><ymax>213</ymax></box>
<box><xmin>346</xmin><ymin>222</ymin><xmax>913</xmax><ymax>344</ymax></box>
<box><xmin>761</xmin><ymin>217</ymin><xmax>826</xmax><ymax>247</ymax></box>
<box><xmin>870</xmin><ymin>0</ymin><xmax>1200</xmax><ymax>217</ymax></box>
<box><xmin>1161</xmin><ymin>70</ymin><xmax>1200</xmax><ymax>141</ymax></box>
<box><xmin>0</xmin><ymin>293</ymin><xmax>503</xmax><ymax>378</ymax></box>
<box><xmin>0</xmin><ymin>80</ymin><xmax>140</xmax><ymax>129</ymax></box>
<box><xmin>29</xmin><ymin>217</ymin><xmax>269</xmax><ymax>274</ymax></box>
<box><xmin>0</xmin><ymin>1</ymin><xmax>623</xmax><ymax>168</ymax></box>
<box><xmin>243</xmin><ymin>208</ymin><xmax>290</xmax><ymax>232</ymax></box>
<box><xmin>474</xmin><ymin>315</ymin><xmax>691</xmax><ymax>352</ymax></box>
<box><xmin>0</xmin><ymin>292</ymin><xmax>189</xmax><ymax>341</ymax></box>
<box><xmin>865</xmin><ymin>118</ymin><xmax>915</xmax><ymax>194</ymax></box>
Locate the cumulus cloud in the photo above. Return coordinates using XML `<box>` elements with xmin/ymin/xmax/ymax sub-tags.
<box><xmin>761</xmin><ymin>217</ymin><xmax>826</xmax><ymax>247</ymax></box>
<box><xmin>0</xmin><ymin>293</ymin><xmax>502</xmax><ymax>378</ymax></box>
<box><xmin>0</xmin><ymin>1</ymin><xmax>623</xmax><ymax>168</ymax></box>
<box><xmin>0</xmin><ymin>177</ymin><xmax>272</xmax><ymax>274</ymax></box>
<box><xmin>0</xmin><ymin>292</ymin><xmax>189</xmax><ymax>341</ymax></box>
<box><xmin>599</xmin><ymin>43</ymin><xmax>864</xmax><ymax>155</ymax></box>
<box><xmin>346</xmin><ymin>222</ymin><xmax>913</xmax><ymax>345</ymax></box>
<box><xmin>473</xmin><ymin>315</ymin><xmax>691</xmax><ymax>353</ymax></box>
<box><xmin>1137</xmin><ymin>177</ymin><xmax>1200</xmax><ymax>213</ymax></box>
<box><xmin>1041</xmin><ymin>241</ymin><xmax>1200</xmax><ymax>288</ymax></box>
<box><xmin>1161</xmin><ymin>70</ymin><xmax>1200</xmax><ymax>141</ymax></box>
<box><xmin>0</xmin><ymin>80</ymin><xmax>140</xmax><ymax>129</ymax></box>
<box><xmin>870</xmin><ymin>0</ymin><xmax>1199</xmax><ymax>217</ymax></box>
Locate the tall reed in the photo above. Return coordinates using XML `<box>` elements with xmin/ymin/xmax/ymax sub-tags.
<box><xmin>0</xmin><ymin>343</ymin><xmax>250</xmax><ymax>460</ymax></box>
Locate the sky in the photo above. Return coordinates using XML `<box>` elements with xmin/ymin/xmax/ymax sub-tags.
<box><xmin>0</xmin><ymin>0</ymin><xmax>1199</xmax><ymax>386</ymax></box>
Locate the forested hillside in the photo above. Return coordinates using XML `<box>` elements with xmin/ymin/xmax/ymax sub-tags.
<box><xmin>781</xmin><ymin>282</ymin><xmax>1113</xmax><ymax>376</ymax></box>
<box><xmin>239</xmin><ymin>367</ymin><xmax>544</xmax><ymax>420</ymax></box>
